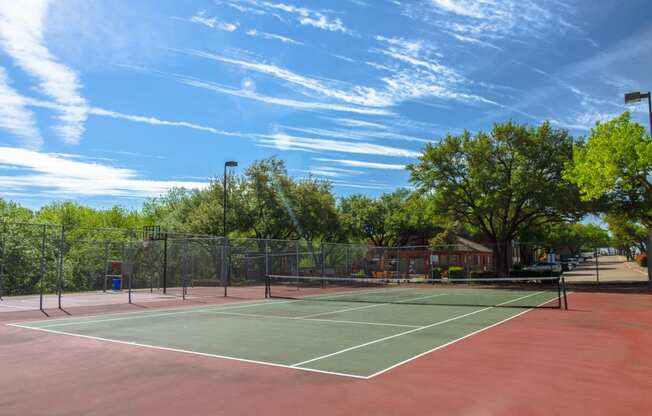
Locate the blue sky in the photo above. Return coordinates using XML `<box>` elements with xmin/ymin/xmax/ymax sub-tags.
<box><xmin>0</xmin><ymin>0</ymin><xmax>651</xmax><ymax>210</ymax></box>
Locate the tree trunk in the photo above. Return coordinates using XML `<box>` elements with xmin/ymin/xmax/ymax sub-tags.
<box><xmin>493</xmin><ymin>239</ymin><xmax>511</xmax><ymax>277</ymax></box>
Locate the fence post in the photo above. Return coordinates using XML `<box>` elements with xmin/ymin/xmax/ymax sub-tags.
<box><xmin>57</xmin><ymin>225</ymin><xmax>65</xmax><ymax>309</ymax></box>
<box><xmin>595</xmin><ymin>248</ymin><xmax>600</xmax><ymax>285</ymax></box>
<box><xmin>295</xmin><ymin>242</ymin><xmax>300</xmax><ymax>276</ymax></box>
<box><xmin>103</xmin><ymin>241</ymin><xmax>110</xmax><ymax>292</ymax></box>
<box><xmin>264</xmin><ymin>239</ymin><xmax>269</xmax><ymax>297</ymax></box>
<box><xmin>223</xmin><ymin>238</ymin><xmax>229</xmax><ymax>297</ymax></box>
<box><xmin>0</xmin><ymin>234</ymin><xmax>4</xmax><ymax>301</ymax></box>
<box><xmin>183</xmin><ymin>239</ymin><xmax>189</xmax><ymax>300</ymax></box>
<box><xmin>39</xmin><ymin>225</ymin><xmax>46</xmax><ymax>312</ymax></box>
<box><xmin>162</xmin><ymin>233</ymin><xmax>168</xmax><ymax>294</ymax></box>
<box><xmin>396</xmin><ymin>246</ymin><xmax>400</xmax><ymax>283</ymax></box>
<box><xmin>320</xmin><ymin>242</ymin><xmax>325</xmax><ymax>287</ymax></box>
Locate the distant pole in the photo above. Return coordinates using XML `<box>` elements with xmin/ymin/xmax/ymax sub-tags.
<box><xmin>624</xmin><ymin>91</ymin><xmax>652</xmax><ymax>287</ymax></box>
<box><xmin>223</xmin><ymin>161</ymin><xmax>238</xmax><ymax>295</ymax></box>
<box><xmin>595</xmin><ymin>248</ymin><xmax>600</xmax><ymax>285</ymax></box>
<box><xmin>57</xmin><ymin>226</ymin><xmax>64</xmax><ymax>309</ymax></box>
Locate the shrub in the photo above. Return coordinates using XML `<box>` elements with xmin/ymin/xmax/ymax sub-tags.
<box><xmin>635</xmin><ymin>254</ymin><xmax>647</xmax><ymax>267</ymax></box>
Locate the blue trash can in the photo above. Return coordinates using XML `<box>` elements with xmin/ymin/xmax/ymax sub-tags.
<box><xmin>112</xmin><ymin>277</ymin><xmax>122</xmax><ymax>291</ymax></box>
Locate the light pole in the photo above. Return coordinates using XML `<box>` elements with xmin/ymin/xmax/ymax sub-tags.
<box><xmin>624</xmin><ymin>91</ymin><xmax>652</xmax><ymax>286</ymax></box>
<box><xmin>223</xmin><ymin>161</ymin><xmax>238</xmax><ymax>237</ymax></box>
<box><xmin>223</xmin><ymin>161</ymin><xmax>237</xmax><ymax>296</ymax></box>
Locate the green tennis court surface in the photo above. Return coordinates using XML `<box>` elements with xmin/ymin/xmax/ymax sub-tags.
<box><xmin>10</xmin><ymin>286</ymin><xmax>561</xmax><ymax>378</ymax></box>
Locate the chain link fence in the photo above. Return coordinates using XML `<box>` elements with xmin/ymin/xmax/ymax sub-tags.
<box><xmin>1</xmin><ymin>221</ymin><xmax>575</xmax><ymax>312</ymax></box>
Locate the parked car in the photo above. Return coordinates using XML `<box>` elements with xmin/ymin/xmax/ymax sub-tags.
<box><xmin>524</xmin><ymin>262</ymin><xmax>562</xmax><ymax>273</ymax></box>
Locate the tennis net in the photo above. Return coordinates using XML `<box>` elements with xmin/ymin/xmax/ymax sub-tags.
<box><xmin>265</xmin><ymin>275</ymin><xmax>568</xmax><ymax>309</ymax></box>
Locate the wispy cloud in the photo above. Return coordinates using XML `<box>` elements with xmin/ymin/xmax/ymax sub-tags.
<box><xmin>326</xmin><ymin>117</ymin><xmax>388</xmax><ymax>130</ymax></box>
<box><xmin>404</xmin><ymin>0</ymin><xmax>579</xmax><ymax>43</ymax></box>
<box><xmin>187</xmin><ymin>48</ymin><xmax>495</xmax><ymax>111</ymax></box>
<box><xmin>188</xmin><ymin>11</ymin><xmax>239</xmax><ymax>31</ymax></box>
<box><xmin>0</xmin><ymin>66</ymin><xmax>42</xmax><ymax>148</ymax></box>
<box><xmin>281</xmin><ymin>125</ymin><xmax>430</xmax><ymax>144</ymax></box>
<box><xmin>187</xmin><ymin>50</ymin><xmax>391</xmax><ymax>107</ymax></box>
<box><xmin>293</xmin><ymin>166</ymin><xmax>363</xmax><ymax>179</ymax></box>
<box><xmin>245</xmin><ymin>29</ymin><xmax>303</xmax><ymax>45</ymax></box>
<box><xmin>178</xmin><ymin>75</ymin><xmax>391</xmax><ymax>115</ymax></box>
<box><xmin>0</xmin><ymin>0</ymin><xmax>87</xmax><ymax>144</ymax></box>
<box><xmin>26</xmin><ymin>97</ymin><xmax>244</xmax><ymax>138</ymax></box>
<box><xmin>243</xmin><ymin>1</ymin><xmax>351</xmax><ymax>34</ymax></box>
<box><xmin>257</xmin><ymin>133</ymin><xmax>419</xmax><ymax>157</ymax></box>
<box><xmin>315</xmin><ymin>158</ymin><xmax>406</xmax><ymax>170</ymax></box>
<box><xmin>0</xmin><ymin>146</ymin><xmax>207</xmax><ymax>198</ymax></box>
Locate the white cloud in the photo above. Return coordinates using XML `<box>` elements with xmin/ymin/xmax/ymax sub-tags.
<box><xmin>430</xmin><ymin>0</ymin><xmax>485</xmax><ymax>19</ymax></box>
<box><xmin>189</xmin><ymin>11</ymin><xmax>239</xmax><ymax>31</ymax></box>
<box><xmin>0</xmin><ymin>146</ymin><xmax>207</xmax><ymax>198</ymax></box>
<box><xmin>179</xmin><ymin>76</ymin><xmax>392</xmax><ymax>115</ymax></box>
<box><xmin>245</xmin><ymin>29</ymin><xmax>303</xmax><ymax>45</ymax></box>
<box><xmin>0</xmin><ymin>0</ymin><xmax>87</xmax><ymax>144</ymax></box>
<box><xmin>257</xmin><ymin>133</ymin><xmax>419</xmax><ymax>157</ymax></box>
<box><xmin>328</xmin><ymin>118</ymin><xmax>388</xmax><ymax>130</ymax></box>
<box><xmin>315</xmin><ymin>158</ymin><xmax>406</xmax><ymax>170</ymax></box>
<box><xmin>188</xmin><ymin>50</ymin><xmax>391</xmax><ymax>107</ymax></box>
<box><xmin>244</xmin><ymin>1</ymin><xmax>351</xmax><ymax>34</ymax></box>
<box><xmin>0</xmin><ymin>66</ymin><xmax>42</xmax><ymax>148</ymax></box>
<box><xmin>24</xmin><ymin>97</ymin><xmax>244</xmax><ymax>139</ymax></box>
<box><xmin>281</xmin><ymin>125</ymin><xmax>430</xmax><ymax>144</ymax></box>
<box><xmin>294</xmin><ymin>166</ymin><xmax>363</xmax><ymax>179</ymax></box>
<box><xmin>403</xmin><ymin>0</ymin><xmax>579</xmax><ymax>43</ymax></box>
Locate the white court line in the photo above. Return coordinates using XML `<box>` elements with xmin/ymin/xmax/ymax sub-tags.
<box><xmin>9</xmin><ymin>291</ymin><xmax>565</xmax><ymax>380</ymax></box>
<box><xmin>6</xmin><ymin>323</ymin><xmax>367</xmax><ymax>380</ymax></box>
<box><xmin>13</xmin><ymin>287</ymin><xmax>391</xmax><ymax>329</ymax></box>
<box><xmin>0</xmin><ymin>303</ymin><xmax>35</xmax><ymax>310</ymax></box>
<box><xmin>296</xmin><ymin>293</ymin><xmax>448</xmax><ymax>319</ymax></box>
<box><xmin>291</xmin><ymin>291</ymin><xmax>546</xmax><ymax>368</ymax></box>
<box><xmin>366</xmin><ymin>293</ymin><xmax>564</xmax><ymax>378</ymax></box>
<box><xmin>204</xmin><ymin>310</ymin><xmax>420</xmax><ymax>328</ymax></box>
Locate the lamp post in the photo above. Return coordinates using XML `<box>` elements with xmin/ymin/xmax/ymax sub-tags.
<box><xmin>624</xmin><ymin>91</ymin><xmax>652</xmax><ymax>286</ymax></box>
<box><xmin>223</xmin><ymin>161</ymin><xmax>238</xmax><ymax>237</ymax></box>
<box><xmin>223</xmin><ymin>161</ymin><xmax>238</xmax><ymax>296</ymax></box>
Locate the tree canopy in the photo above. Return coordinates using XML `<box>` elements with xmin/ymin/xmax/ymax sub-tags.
<box><xmin>565</xmin><ymin>112</ymin><xmax>652</xmax><ymax>226</ymax></box>
<box><xmin>409</xmin><ymin>121</ymin><xmax>584</xmax><ymax>274</ymax></box>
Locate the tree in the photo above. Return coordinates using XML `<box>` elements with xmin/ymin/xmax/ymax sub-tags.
<box><xmin>409</xmin><ymin>121</ymin><xmax>583</xmax><ymax>275</ymax></box>
<box><xmin>605</xmin><ymin>213</ymin><xmax>648</xmax><ymax>256</ymax></box>
<box><xmin>564</xmin><ymin>112</ymin><xmax>652</xmax><ymax>226</ymax></box>
<box><xmin>339</xmin><ymin>189</ymin><xmax>442</xmax><ymax>247</ymax></box>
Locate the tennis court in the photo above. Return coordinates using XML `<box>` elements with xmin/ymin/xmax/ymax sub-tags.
<box><xmin>9</xmin><ymin>277</ymin><xmax>566</xmax><ymax>378</ymax></box>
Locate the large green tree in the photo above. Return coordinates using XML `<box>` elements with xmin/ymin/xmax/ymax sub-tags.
<box><xmin>565</xmin><ymin>112</ymin><xmax>652</xmax><ymax>226</ymax></box>
<box><xmin>339</xmin><ymin>189</ymin><xmax>442</xmax><ymax>247</ymax></box>
<box><xmin>409</xmin><ymin>121</ymin><xmax>583</xmax><ymax>275</ymax></box>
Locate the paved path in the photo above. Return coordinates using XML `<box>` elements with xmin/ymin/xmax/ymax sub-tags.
<box><xmin>563</xmin><ymin>255</ymin><xmax>649</xmax><ymax>283</ymax></box>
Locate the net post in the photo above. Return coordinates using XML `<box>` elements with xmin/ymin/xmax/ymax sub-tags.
<box><xmin>557</xmin><ymin>276</ymin><xmax>562</xmax><ymax>309</ymax></box>
<box><xmin>57</xmin><ymin>225</ymin><xmax>65</xmax><ymax>310</ymax></box>
<box><xmin>39</xmin><ymin>225</ymin><xmax>46</xmax><ymax>312</ymax></box>
<box><xmin>562</xmin><ymin>277</ymin><xmax>568</xmax><ymax>310</ymax></box>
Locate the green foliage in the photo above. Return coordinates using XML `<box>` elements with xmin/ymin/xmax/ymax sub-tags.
<box><xmin>409</xmin><ymin>120</ymin><xmax>583</xmax><ymax>274</ymax></box>
<box><xmin>339</xmin><ymin>189</ymin><xmax>442</xmax><ymax>247</ymax></box>
<box><xmin>565</xmin><ymin>112</ymin><xmax>652</xmax><ymax>227</ymax></box>
<box><xmin>605</xmin><ymin>213</ymin><xmax>648</xmax><ymax>254</ymax></box>
<box><xmin>565</xmin><ymin>112</ymin><xmax>652</xmax><ymax>201</ymax></box>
